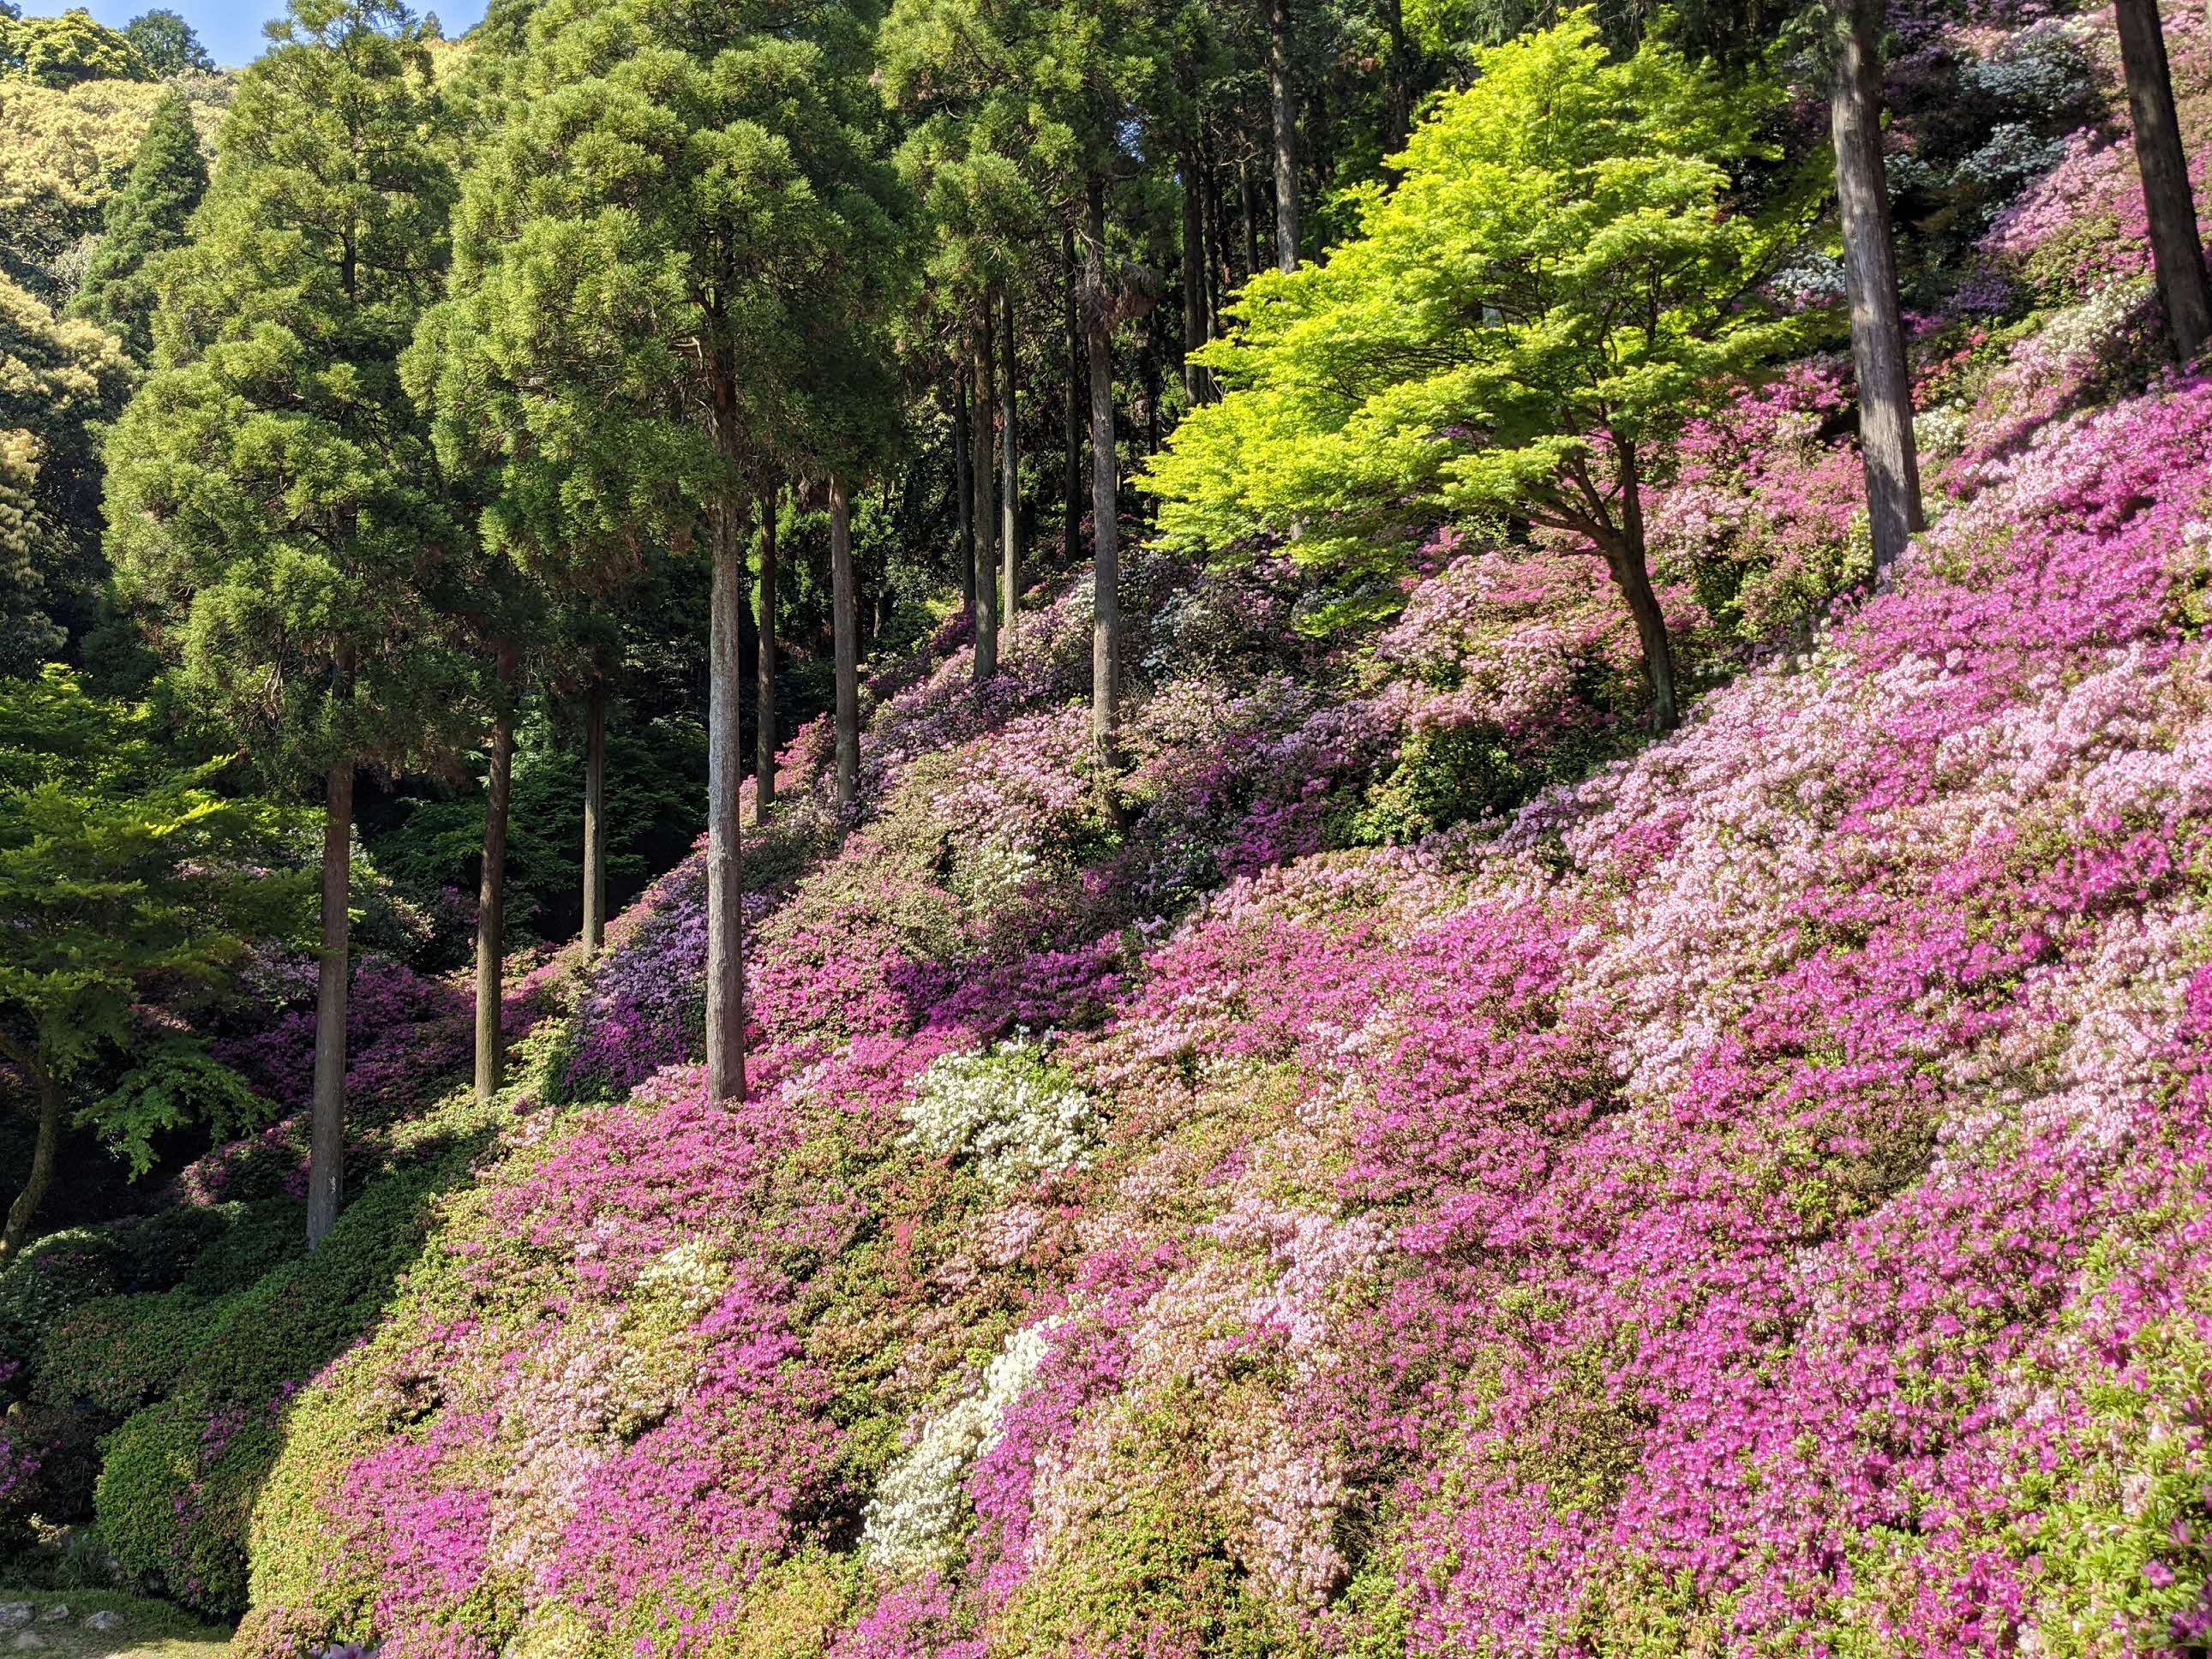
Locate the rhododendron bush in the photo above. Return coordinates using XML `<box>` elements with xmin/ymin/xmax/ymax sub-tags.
<box><xmin>221</xmin><ymin>304</ymin><xmax>2212</xmax><ymax>1656</ymax></box>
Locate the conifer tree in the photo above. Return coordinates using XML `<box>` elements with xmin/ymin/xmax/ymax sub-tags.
<box><xmin>105</xmin><ymin>0</ymin><xmax>469</xmax><ymax>1247</ymax></box>
<box><xmin>69</xmin><ymin>87</ymin><xmax>206</xmax><ymax>363</ymax></box>
<box><xmin>419</xmin><ymin>0</ymin><xmax>902</xmax><ymax>1104</ymax></box>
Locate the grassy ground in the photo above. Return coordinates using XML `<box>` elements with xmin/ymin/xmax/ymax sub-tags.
<box><xmin>0</xmin><ymin>1590</ymin><xmax>227</xmax><ymax>1657</ymax></box>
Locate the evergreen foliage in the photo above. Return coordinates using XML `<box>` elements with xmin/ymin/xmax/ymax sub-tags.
<box><xmin>69</xmin><ymin>87</ymin><xmax>205</xmax><ymax>362</ymax></box>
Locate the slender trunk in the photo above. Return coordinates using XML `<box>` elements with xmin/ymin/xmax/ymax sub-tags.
<box><xmin>0</xmin><ymin>1062</ymin><xmax>63</xmax><ymax>1265</ymax></box>
<box><xmin>1143</xmin><ymin>335</ymin><xmax>1161</xmax><ymax>456</ymax></box>
<box><xmin>1202</xmin><ymin>152</ymin><xmax>1227</xmax><ymax>334</ymax></box>
<box><xmin>582</xmin><ymin>680</ymin><xmax>606</xmax><ymax>959</ymax></box>
<box><xmin>705</xmin><ymin>368</ymin><xmax>746</xmax><ymax>1105</ymax></box>
<box><xmin>2116</xmin><ymin>0</ymin><xmax>2212</xmax><ymax>361</ymax></box>
<box><xmin>1181</xmin><ymin>144</ymin><xmax>1211</xmax><ymax>404</ymax></box>
<box><xmin>1381</xmin><ymin>0</ymin><xmax>1412</xmax><ymax>164</ymax></box>
<box><xmin>1831</xmin><ymin>0</ymin><xmax>1925</xmax><ymax>583</ymax></box>
<box><xmin>1084</xmin><ymin>177</ymin><xmax>1123</xmax><ymax>762</ymax></box>
<box><xmin>971</xmin><ymin>302</ymin><xmax>999</xmax><ymax>682</ymax></box>
<box><xmin>1000</xmin><ymin>284</ymin><xmax>1020</xmax><ymax>651</ymax></box>
<box><xmin>954</xmin><ymin>368</ymin><xmax>975</xmax><ymax>609</ymax></box>
<box><xmin>1063</xmin><ymin>224</ymin><xmax>1086</xmax><ymax>558</ymax></box>
<box><xmin>1268</xmin><ymin>0</ymin><xmax>1299</xmax><ymax>273</ymax></box>
<box><xmin>474</xmin><ymin>686</ymin><xmax>514</xmax><ymax>1105</ymax></box>
<box><xmin>830</xmin><ymin>475</ymin><xmax>860</xmax><ymax>810</ymax></box>
<box><xmin>1606</xmin><ymin>440</ymin><xmax>1679</xmax><ymax>734</ymax></box>
<box><xmin>1239</xmin><ymin>158</ymin><xmax>1259</xmax><ymax>281</ymax></box>
<box><xmin>307</xmin><ymin>757</ymin><xmax>352</xmax><ymax>1248</ymax></box>
<box><xmin>755</xmin><ymin>485</ymin><xmax>778</xmax><ymax>819</ymax></box>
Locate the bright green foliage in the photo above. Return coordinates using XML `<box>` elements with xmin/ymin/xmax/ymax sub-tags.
<box><xmin>1146</xmin><ymin>15</ymin><xmax>1801</xmax><ymax>596</ymax></box>
<box><xmin>122</xmin><ymin>9</ymin><xmax>211</xmax><ymax>78</ymax></box>
<box><xmin>69</xmin><ymin>87</ymin><xmax>206</xmax><ymax>362</ymax></box>
<box><xmin>407</xmin><ymin>0</ymin><xmax>904</xmax><ymax>586</ymax></box>
<box><xmin>105</xmin><ymin>0</ymin><xmax>471</xmax><ymax>783</ymax></box>
<box><xmin>1</xmin><ymin>9</ymin><xmax>149</xmax><ymax>89</ymax></box>
<box><xmin>0</xmin><ymin>668</ymin><xmax>304</xmax><ymax>1185</ymax></box>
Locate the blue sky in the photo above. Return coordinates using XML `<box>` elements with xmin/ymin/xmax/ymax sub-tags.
<box><xmin>17</xmin><ymin>0</ymin><xmax>489</xmax><ymax>69</ymax></box>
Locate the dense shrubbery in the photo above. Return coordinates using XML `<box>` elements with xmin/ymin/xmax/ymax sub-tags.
<box><xmin>6</xmin><ymin>4</ymin><xmax>2212</xmax><ymax>1652</ymax></box>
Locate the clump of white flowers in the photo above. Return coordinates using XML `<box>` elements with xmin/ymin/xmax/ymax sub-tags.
<box><xmin>902</xmin><ymin>1038</ymin><xmax>1098</xmax><ymax>1189</ymax></box>
<box><xmin>861</xmin><ymin>1321</ymin><xmax>1056</xmax><ymax>1572</ymax></box>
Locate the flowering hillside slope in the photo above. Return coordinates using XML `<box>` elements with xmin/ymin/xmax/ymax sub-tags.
<box><xmin>175</xmin><ymin>8</ymin><xmax>2212</xmax><ymax>1653</ymax></box>
<box><xmin>221</xmin><ymin>326</ymin><xmax>2212</xmax><ymax>1656</ymax></box>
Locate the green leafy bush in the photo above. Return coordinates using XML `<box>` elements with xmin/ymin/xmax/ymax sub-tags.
<box><xmin>34</xmin><ymin>1287</ymin><xmax>223</xmax><ymax>1414</ymax></box>
<box><xmin>87</xmin><ymin>1153</ymin><xmax>467</xmax><ymax>1615</ymax></box>
<box><xmin>96</xmin><ymin>1386</ymin><xmax>276</xmax><ymax>1616</ymax></box>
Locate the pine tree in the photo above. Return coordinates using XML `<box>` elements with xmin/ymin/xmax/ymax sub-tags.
<box><xmin>69</xmin><ymin>87</ymin><xmax>206</xmax><ymax>363</ymax></box>
<box><xmin>105</xmin><ymin>0</ymin><xmax>471</xmax><ymax>1249</ymax></box>
<box><xmin>417</xmin><ymin>0</ymin><xmax>902</xmax><ymax>1105</ymax></box>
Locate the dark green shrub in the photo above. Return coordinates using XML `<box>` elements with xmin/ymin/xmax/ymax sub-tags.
<box><xmin>87</xmin><ymin>1161</ymin><xmax>456</xmax><ymax>1617</ymax></box>
<box><xmin>3</xmin><ymin>1401</ymin><xmax>105</xmax><ymax>1527</ymax></box>
<box><xmin>0</xmin><ymin>1231</ymin><xmax>128</xmax><ymax>1373</ymax></box>
<box><xmin>183</xmin><ymin>1166</ymin><xmax>444</xmax><ymax>1407</ymax></box>
<box><xmin>34</xmin><ymin>1290</ymin><xmax>225</xmax><ymax>1416</ymax></box>
<box><xmin>106</xmin><ymin>1207</ymin><xmax>236</xmax><ymax>1292</ymax></box>
<box><xmin>180</xmin><ymin>1200</ymin><xmax>304</xmax><ymax>1296</ymax></box>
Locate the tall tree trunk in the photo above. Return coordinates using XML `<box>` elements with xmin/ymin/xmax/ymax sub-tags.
<box><xmin>0</xmin><ymin>1058</ymin><xmax>62</xmax><ymax>1265</ymax></box>
<box><xmin>1381</xmin><ymin>0</ymin><xmax>1412</xmax><ymax>165</ymax></box>
<box><xmin>474</xmin><ymin>681</ymin><xmax>514</xmax><ymax>1105</ymax></box>
<box><xmin>2116</xmin><ymin>0</ymin><xmax>2212</xmax><ymax>361</ymax></box>
<box><xmin>1831</xmin><ymin>0</ymin><xmax>1925</xmax><ymax>583</ymax></box>
<box><xmin>705</xmin><ymin>368</ymin><xmax>747</xmax><ymax>1105</ymax></box>
<box><xmin>1083</xmin><ymin>178</ymin><xmax>1123</xmax><ymax>763</ymax></box>
<box><xmin>1606</xmin><ymin>440</ymin><xmax>1679</xmax><ymax>734</ymax></box>
<box><xmin>954</xmin><ymin>368</ymin><xmax>975</xmax><ymax>609</ymax></box>
<box><xmin>1239</xmin><ymin>158</ymin><xmax>1260</xmax><ymax>281</ymax></box>
<box><xmin>1063</xmin><ymin>224</ymin><xmax>1086</xmax><ymax>559</ymax></box>
<box><xmin>1181</xmin><ymin>144</ymin><xmax>1212</xmax><ymax>404</ymax></box>
<box><xmin>1143</xmin><ymin>333</ymin><xmax>1161</xmax><ymax>456</ymax></box>
<box><xmin>1268</xmin><ymin>0</ymin><xmax>1299</xmax><ymax>273</ymax></box>
<box><xmin>971</xmin><ymin>302</ymin><xmax>999</xmax><ymax>682</ymax></box>
<box><xmin>582</xmin><ymin>679</ymin><xmax>606</xmax><ymax>959</ymax></box>
<box><xmin>1202</xmin><ymin>151</ymin><xmax>1228</xmax><ymax>334</ymax></box>
<box><xmin>307</xmin><ymin>755</ymin><xmax>352</xmax><ymax>1248</ymax></box>
<box><xmin>755</xmin><ymin>484</ymin><xmax>778</xmax><ymax>819</ymax></box>
<box><xmin>830</xmin><ymin>475</ymin><xmax>860</xmax><ymax>810</ymax></box>
<box><xmin>1000</xmin><ymin>284</ymin><xmax>1020</xmax><ymax>651</ymax></box>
